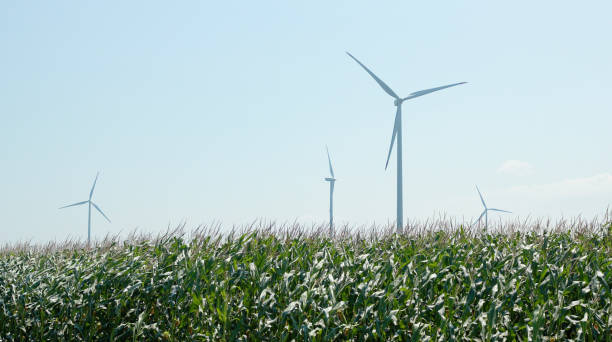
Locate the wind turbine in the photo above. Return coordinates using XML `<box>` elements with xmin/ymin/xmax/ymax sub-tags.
<box><xmin>347</xmin><ymin>52</ymin><xmax>466</xmax><ymax>232</ymax></box>
<box><xmin>324</xmin><ymin>146</ymin><xmax>336</xmax><ymax>232</ymax></box>
<box><xmin>472</xmin><ymin>186</ymin><xmax>511</xmax><ymax>229</ymax></box>
<box><xmin>59</xmin><ymin>172</ymin><xmax>111</xmax><ymax>245</ymax></box>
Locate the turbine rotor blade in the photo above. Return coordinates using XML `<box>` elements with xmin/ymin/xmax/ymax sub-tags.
<box><xmin>91</xmin><ymin>202</ymin><xmax>111</xmax><ymax>223</ymax></box>
<box><xmin>326</xmin><ymin>145</ymin><xmax>335</xmax><ymax>178</ymax></box>
<box><xmin>346</xmin><ymin>52</ymin><xmax>399</xmax><ymax>99</ymax></box>
<box><xmin>385</xmin><ymin>106</ymin><xmax>401</xmax><ymax>170</ymax></box>
<box><xmin>472</xmin><ymin>210</ymin><xmax>486</xmax><ymax>226</ymax></box>
<box><xmin>489</xmin><ymin>208</ymin><xmax>512</xmax><ymax>214</ymax></box>
<box><xmin>89</xmin><ymin>172</ymin><xmax>100</xmax><ymax>200</ymax></box>
<box><xmin>476</xmin><ymin>185</ymin><xmax>486</xmax><ymax>209</ymax></box>
<box><xmin>59</xmin><ymin>200</ymin><xmax>88</xmax><ymax>209</ymax></box>
<box><xmin>403</xmin><ymin>82</ymin><xmax>466</xmax><ymax>101</ymax></box>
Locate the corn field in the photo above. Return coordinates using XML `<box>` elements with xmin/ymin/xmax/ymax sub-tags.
<box><xmin>1</xmin><ymin>218</ymin><xmax>611</xmax><ymax>341</ymax></box>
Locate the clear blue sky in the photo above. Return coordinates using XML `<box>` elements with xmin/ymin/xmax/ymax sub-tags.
<box><xmin>1</xmin><ymin>1</ymin><xmax>611</xmax><ymax>242</ymax></box>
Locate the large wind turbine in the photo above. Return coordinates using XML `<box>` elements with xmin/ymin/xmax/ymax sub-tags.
<box><xmin>347</xmin><ymin>52</ymin><xmax>466</xmax><ymax>232</ymax></box>
<box><xmin>472</xmin><ymin>186</ymin><xmax>511</xmax><ymax>229</ymax></box>
<box><xmin>324</xmin><ymin>146</ymin><xmax>336</xmax><ymax>232</ymax></box>
<box><xmin>59</xmin><ymin>172</ymin><xmax>111</xmax><ymax>245</ymax></box>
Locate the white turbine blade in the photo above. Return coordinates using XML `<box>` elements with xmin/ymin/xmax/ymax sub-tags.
<box><xmin>59</xmin><ymin>200</ymin><xmax>88</xmax><ymax>209</ymax></box>
<box><xmin>403</xmin><ymin>82</ymin><xmax>466</xmax><ymax>101</ymax></box>
<box><xmin>489</xmin><ymin>208</ymin><xmax>512</xmax><ymax>214</ymax></box>
<box><xmin>346</xmin><ymin>52</ymin><xmax>399</xmax><ymax>99</ymax></box>
<box><xmin>385</xmin><ymin>106</ymin><xmax>401</xmax><ymax>170</ymax></box>
<box><xmin>472</xmin><ymin>210</ymin><xmax>486</xmax><ymax>226</ymax></box>
<box><xmin>475</xmin><ymin>185</ymin><xmax>486</xmax><ymax>209</ymax></box>
<box><xmin>91</xmin><ymin>202</ymin><xmax>111</xmax><ymax>223</ymax></box>
<box><xmin>326</xmin><ymin>145</ymin><xmax>335</xmax><ymax>178</ymax></box>
<box><xmin>89</xmin><ymin>172</ymin><xmax>100</xmax><ymax>200</ymax></box>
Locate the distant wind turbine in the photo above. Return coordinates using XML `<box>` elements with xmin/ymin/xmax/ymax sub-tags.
<box><xmin>59</xmin><ymin>172</ymin><xmax>111</xmax><ymax>245</ymax></box>
<box><xmin>472</xmin><ymin>186</ymin><xmax>511</xmax><ymax>229</ymax></box>
<box><xmin>347</xmin><ymin>52</ymin><xmax>466</xmax><ymax>232</ymax></box>
<box><xmin>324</xmin><ymin>146</ymin><xmax>336</xmax><ymax>232</ymax></box>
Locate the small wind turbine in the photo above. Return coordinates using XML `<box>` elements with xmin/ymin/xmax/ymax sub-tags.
<box><xmin>473</xmin><ymin>186</ymin><xmax>511</xmax><ymax>229</ymax></box>
<box><xmin>347</xmin><ymin>52</ymin><xmax>466</xmax><ymax>232</ymax></box>
<box><xmin>59</xmin><ymin>172</ymin><xmax>111</xmax><ymax>245</ymax></box>
<box><xmin>324</xmin><ymin>146</ymin><xmax>336</xmax><ymax>232</ymax></box>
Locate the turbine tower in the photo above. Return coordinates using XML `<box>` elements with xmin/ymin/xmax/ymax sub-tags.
<box><xmin>59</xmin><ymin>172</ymin><xmax>111</xmax><ymax>245</ymax></box>
<box><xmin>473</xmin><ymin>185</ymin><xmax>511</xmax><ymax>229</ymax></box>
<box><xmin>347</xmin><ymin>52</ymin><xmax>466</xmax><ymax>232</ymax></box>
<box><xmin>324</xmin><ymin>146</ymin><xmax>336</xmax><ymax>232</ymax></box>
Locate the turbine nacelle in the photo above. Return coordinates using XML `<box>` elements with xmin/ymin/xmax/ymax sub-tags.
<box><xmin>325</xmin><ymin>177</ymin><xmax>336</xmax><ymax>182</ymax></box>
<box><xmin>393</xmin><ymin>98</ymin><xmax>403</xmax><ymax>106</ymax></box>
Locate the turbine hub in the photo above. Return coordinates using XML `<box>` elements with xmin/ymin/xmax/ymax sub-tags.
<box><xmin>394</xmin><ymin>98</ymin><xmax>402</xmax><ymax>106</ymax></box>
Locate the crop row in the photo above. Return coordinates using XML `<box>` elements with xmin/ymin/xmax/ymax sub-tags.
<box><xmin>1</xmin><ymin>226</ymin><xmax>611</xmax><ymax>341</ymax></box>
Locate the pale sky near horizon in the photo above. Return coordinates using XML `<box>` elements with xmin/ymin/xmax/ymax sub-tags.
<box><xmin>1</xmin><ymin>1</ymin><xmax>611</xmax><ymax>243</ymax></box>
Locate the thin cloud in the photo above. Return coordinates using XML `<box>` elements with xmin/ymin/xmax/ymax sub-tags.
<box><xmin>508</xmin><ymin>173</ymin><xmax>612</xmax><ymax>198</ymax></box>
<box><xmin>497</xmin><ymin>160</ymin><xmax>534</xmax><ymax>176</ymax></box>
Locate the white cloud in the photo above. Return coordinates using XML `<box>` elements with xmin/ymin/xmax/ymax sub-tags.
<box><xmin>497</xmin><ymin>160</ymin><xmax>534</xmax><ymax>176</ymax></box>
<box><xmin>508</xmin><ymin>173</ymin><xmax>612</xmax><ymax>198</ymax></box>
